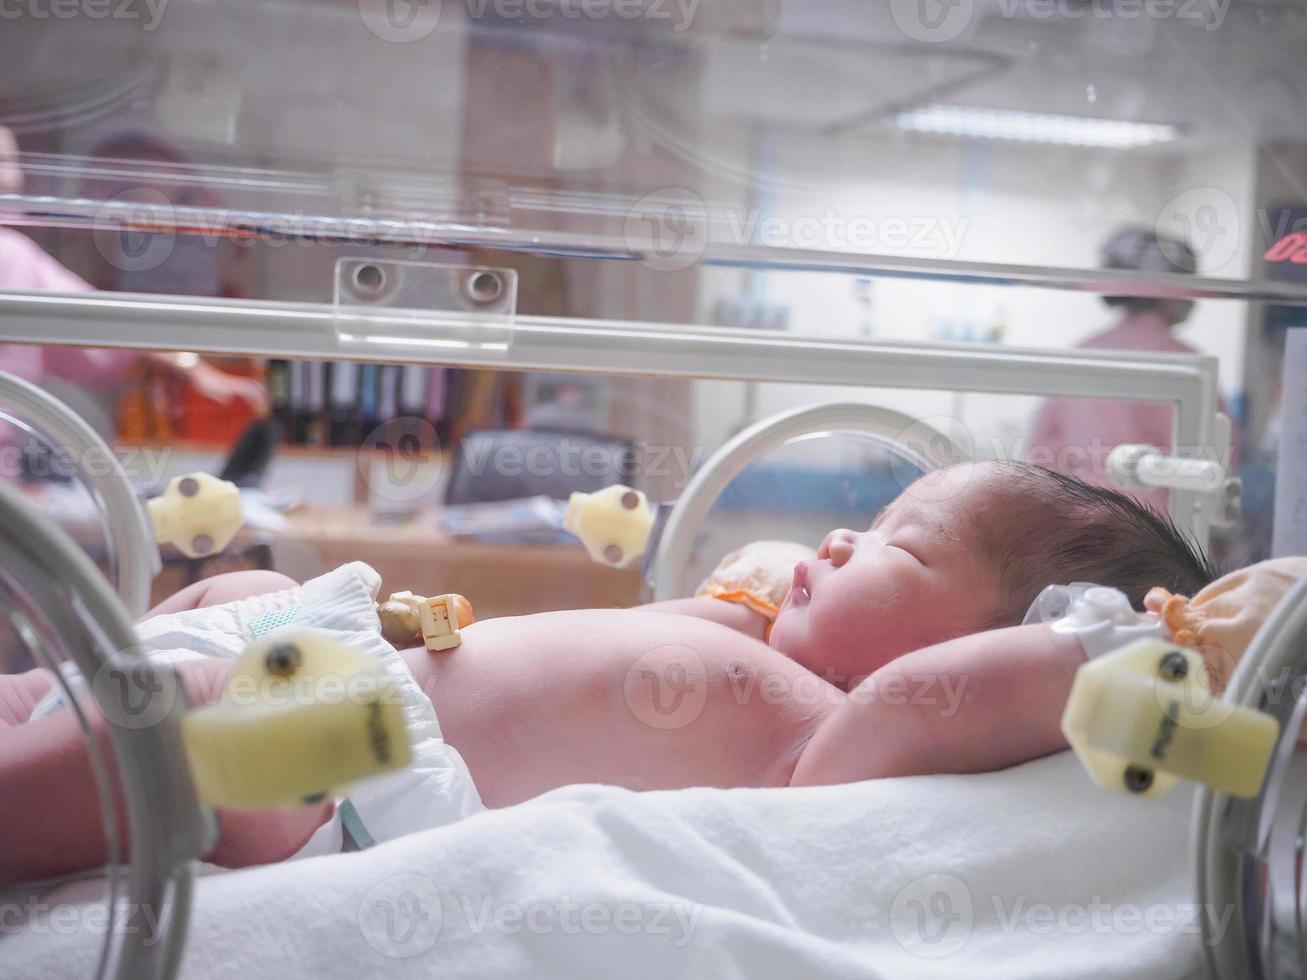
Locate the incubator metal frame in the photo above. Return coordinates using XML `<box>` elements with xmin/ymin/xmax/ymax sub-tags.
<box><xmin>1197</xmin><ymin>575</ymin><xmax>1307</xmax><ymax>980</ymax></box>
<box><xmin>0</xmin><ymin>264</ymin><xmax>1248</xmax><ymax>980</ymax></box>
<box><xmin>0</xmin><ymin>479</ymin><xmax>209</xmax><ymax>980</ymax></box>
<box><xmin>0</xmin><ymin>283</ymin><xmax>1225</xmax><ymax>546</ymax></box>
<box><xmin>651</xmin><ymin>402</ymin><xmax>967</xmax><ymax>599</ymax></box>
<box><xmin>2</xmin><ymin>289</ymin><xmax>1298</xmax><ymax>980</ymax></box>
<box><xmin>4</xmin><ymin>5</ymin><xmax>1307</xmax><ymax>976</ymax></box>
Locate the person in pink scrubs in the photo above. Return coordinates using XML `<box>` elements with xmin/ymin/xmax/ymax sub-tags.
<box><xmin>0</xmin><ymin>125</ymin><xmax>266</xmax><ymax>433</ymax></box>
<box><xmin>1029</xmin><ymin>226</ymin><xmax>1238</xmax><ymax>510</ymax></box>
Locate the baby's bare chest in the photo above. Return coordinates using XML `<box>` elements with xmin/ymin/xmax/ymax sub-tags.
<box><xmin>406</xmin><ymin>609</ymin><xmax>840</xmax><ymax>803</ymax></box>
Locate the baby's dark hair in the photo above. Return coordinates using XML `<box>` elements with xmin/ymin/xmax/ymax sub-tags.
<box><xmin>971</xmin><ymin>461</ymin><xmax>1218</xmax><ymax>629</ymax></box>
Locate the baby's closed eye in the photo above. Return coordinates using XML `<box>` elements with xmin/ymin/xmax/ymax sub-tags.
<box><xmin>891</xmin><ymin>541</ymin><xmax>925</xmax><ymax>565</ymax></box>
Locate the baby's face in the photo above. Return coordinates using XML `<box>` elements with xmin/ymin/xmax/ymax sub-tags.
<box><xmin>769</xmin><ymin>465</ymin><xmax>1000</xmax><ymax>687</ymax></box>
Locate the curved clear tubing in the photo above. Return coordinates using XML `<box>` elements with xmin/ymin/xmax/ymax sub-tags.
<box><xmin>0</xmin><ymin>371</ymin><xmax>159</xmax><ymax>617</ymax></box>
<box><xmin>652</xmin><ymin>402</ymin><xmax>968</xmax><ymax>599</ymax></box>
<box><xmin>0</xmin><ymin>480</ymin><xmax>209</xmax><ymax>980</ymax></box>
<box><xmin>1196</xmin><ymin>574</ymin><xmax>1307</xmax><ymax>980</ymax></box>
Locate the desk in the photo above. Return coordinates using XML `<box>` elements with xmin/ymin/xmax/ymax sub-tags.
<box><xmin>153</xmin><ymin>506</ymin><xmax>645</xmax><ymax>620</ymax></box>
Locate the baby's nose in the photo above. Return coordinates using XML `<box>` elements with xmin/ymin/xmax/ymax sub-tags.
<box><xmin>821</xmin><ymin>529</ymin><xmax>858</xmax><ymax>567</ymax></box>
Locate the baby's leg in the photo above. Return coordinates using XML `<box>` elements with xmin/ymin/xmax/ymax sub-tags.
<box><xmin>0</xmin><ymin>571</ymin><xmax>300</xmax><ymax>727</ymax></box>
<box><xmin>0</xmin><ymin>671</ymin><xmax>53</xmax><ymax>728</ymax></box>
<box><xmin>144</xmin><ymin>569</ymin><xmax>299</xmax><ymax>618</ymax></box>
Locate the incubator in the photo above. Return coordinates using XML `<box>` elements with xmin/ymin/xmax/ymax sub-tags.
<box><xmin>1</xmin><ymin>2</ymin><xmax>1306</xmax><ymax>977</ymax></box>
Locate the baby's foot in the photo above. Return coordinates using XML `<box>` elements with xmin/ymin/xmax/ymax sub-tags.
<box><xmin>0</xmin><ymin>670</ymin><xmax>54</xmax><ymax>727</ymax></box>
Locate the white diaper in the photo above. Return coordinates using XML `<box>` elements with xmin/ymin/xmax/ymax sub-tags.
<box><xmin>32</xmin><ymin>561</ymin><xmax>484</xmax><ymax>859</ymax></box>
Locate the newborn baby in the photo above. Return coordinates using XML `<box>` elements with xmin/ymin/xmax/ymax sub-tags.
<box><xmin>0</xmin><ymin>460</ymin><xmax>1214</xmax><ymax>884</ymax></box>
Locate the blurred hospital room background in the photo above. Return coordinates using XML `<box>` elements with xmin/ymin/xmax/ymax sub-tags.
<box><xmin>0</xmin><ymin>1</ymin><xmax>1303</xmax><ymax>616</ymax></box>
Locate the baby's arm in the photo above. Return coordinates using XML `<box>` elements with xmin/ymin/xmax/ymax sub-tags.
<box><xmin>638</xmin><ymin>539</ymin><xmax>812</xmax><ymax>639</ymax></box>
<box><xmin>790</xmin><ymin>623</ymin><xmax>1087</xmax><ymax>786</ymax></box>
<box><xmin>143</xmin><ymin>570</ymin><xmax>299</xmax><ymax>618</ymax></box>
<box><xmin>0</xmin><ymin>656</ymin><xmax>331</xmax><ymax>887</ymax></box>
<box><xmin>638</xmin><ymin>597</ymin><xmax>770</xmax><ymax>639</ymax></box>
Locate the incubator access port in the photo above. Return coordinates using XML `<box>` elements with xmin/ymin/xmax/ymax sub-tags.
<box><xmin>182</xmin><ymin>630</ymin><xmax>414</xmax><ymax>811</ymax></box>
<box><xmin>562</xmin><ymin>484</ymin><xmax>657</xmax><ymax>569</ymax></box>
<box><xmin>147</xmin><ymin>472</ymin><xmax>244</xmax><ymax>560</ymax></box>
<box><xmin>1060</xmin><ymin>638</ymin><xmax>1280</xmax><ymax>800</ymax></box>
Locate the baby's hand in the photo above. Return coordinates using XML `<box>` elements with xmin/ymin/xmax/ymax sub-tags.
<box><xmin>696</xmin><ymin>539</ymin><xmax>816</xmax><ymax>619</ymax></box>
<box><xmin>1146</xmin><ymin>557</ymin><xmax>1307</xmax><ymax>695</ymax></box>
<box><xmin>1143</xmin><ymin>589</ymin><xmax>1204</xmax><ymax>649</ymax></box>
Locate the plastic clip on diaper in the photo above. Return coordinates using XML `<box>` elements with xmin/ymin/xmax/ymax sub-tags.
<box><xmin>562</xmin><ymin>484</ymin><xmax>655</xmax><ymax>569</ymax></box>
<box><xmin>419</xmin><ymin>594</ymin><xmax>475</xmax><ymax>651</ymax></box>
<box><xmin>148</xmin><ymin>471</ymin><xmax>244</xmax><ymax>559</ymax></box>
<box><xmin>181</xmin><ymin>630</ymin><xmax>413</xmax><ymax>810</ymax></box>
<box><xmin>1042</xmin><ymin>585</ymin><xmax>1280</xmax><ymax>800</ymax></box>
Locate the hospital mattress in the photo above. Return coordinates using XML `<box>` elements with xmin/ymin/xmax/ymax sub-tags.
<box><xmin>0</xmin><ymin>751</ymin><xmax>1201</xmax><ymax>979</ymax></box>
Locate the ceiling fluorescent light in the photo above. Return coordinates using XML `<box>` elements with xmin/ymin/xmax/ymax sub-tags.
<box><xmin>894</xmin><ymin>104</ymin><xmax>1179</xmax><ymax>148</ymax></box>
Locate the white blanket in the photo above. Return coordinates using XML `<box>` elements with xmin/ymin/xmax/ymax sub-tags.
<box><xmin>1</xmin><ymin>752</ymin><xmax>1209</xmax><ymax>979</ymax></box>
